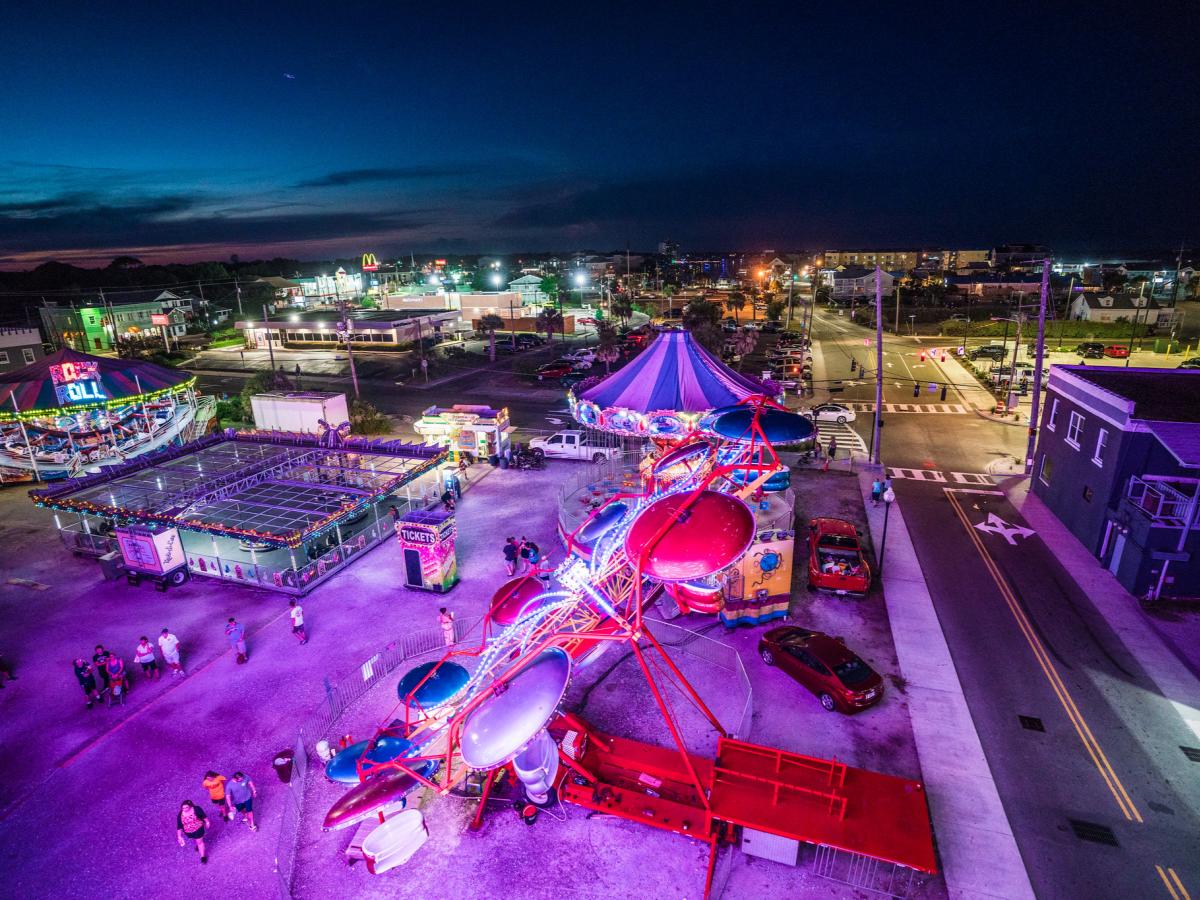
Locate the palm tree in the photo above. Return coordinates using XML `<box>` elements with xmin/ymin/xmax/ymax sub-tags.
<box><xmin>536</xmin><ymin>308</ymin><xmax>565</xmax><ymax>344</ymax></box>
<box><xmin>732</xmin><ymin>327</ymin><xmax>758</xmax><ymax>369</ymax></box>
<box><xmin>682</xmin><ymin>297</ymin><xmax>724</xmax><ymax>352</ymax></box>
<box><xmin>479</xmin><ymin>313</ymin><xmax>505</xmax><ymax>362</ymax></box>
<box><xmin>610</xmin><ymin>294</ymin><xmax>633</xmax><ymax>325</ymax></box>
<box><xmin>725</xmin><ymin>292</ymin><xmax>747</xmax><ymax>324</ymax></box>
<box><xmin>596</xmin><ymin>322</ymin><xmax>621</xmax><ymax>373</ymax></box>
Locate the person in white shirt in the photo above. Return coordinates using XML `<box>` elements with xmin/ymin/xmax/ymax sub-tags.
<box><xmin>288</xmin><ymin>600</ymin><xmax>307</xmax><ymax>645</ymax></box>
<box><xmin>134</xmin><ymin>636</ymin><xmax>160</xmax><ymax>680</ymax></box>
<box><xmin>158</xmin><ymin>628</ymin><xmax>184</xmax><ymax>676</ymax></box>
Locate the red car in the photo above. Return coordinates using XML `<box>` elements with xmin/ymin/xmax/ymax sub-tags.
<box><xmin>758</xmin><ymin>626</ymin><xmax>884</xmax><ymax>713</ymax></box>
<box><xmin>1103</xmin><ymin>345</ymin><xmax>1130</xmax><ymax>359</ymax></box>
<box><xmin>535</xmin><ymin>362</ymin><xmax>574</xmax><ymax>380</ymax></box>
<box><xmin>808</xmin><ymin>517</ymin><xmax>871</xmax><ymax>595</ymax></box>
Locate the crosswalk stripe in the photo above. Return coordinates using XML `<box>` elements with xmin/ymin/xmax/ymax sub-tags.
<box><xmin>847</xmin><ymin>402</ymin><xmax>969</xmax><ymax>414</ymax></box>
<box><xmin>887</xmin><ymin>467</ymin><xmax>996</xmax><ymax>484</ymax></box>
<box><xmin>814</xmin><ymin>421</ymin><xmax>868</xmax><ymax>455</ymax></box>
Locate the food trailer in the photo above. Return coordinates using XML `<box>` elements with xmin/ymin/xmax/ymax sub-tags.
<box><xmin>413</xmin><ymin>405</ymin><xmax>512</xmax><ymax>463</ymax></box>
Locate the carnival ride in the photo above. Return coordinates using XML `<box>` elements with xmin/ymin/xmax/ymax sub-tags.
<box><xmin>321</xmin><ymin>390</ymin><xmax>937</xmax><ymax>895</ymax></box>
<box><xmin>0</xmin><ymin>349</ymin><xmax>212</xmax><ymax>483</ymax></box>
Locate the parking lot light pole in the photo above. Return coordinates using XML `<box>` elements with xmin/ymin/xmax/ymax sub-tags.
<box><xmin>878</xmin><ymin>487</ymin><xmax>896</xmax><ymax>576</ymax></box>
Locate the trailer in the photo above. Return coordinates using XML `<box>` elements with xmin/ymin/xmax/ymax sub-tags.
<box><xmin>115</xmin><ymin>524</ymin><xmax>190</xmax><ymax>590</ymax></box>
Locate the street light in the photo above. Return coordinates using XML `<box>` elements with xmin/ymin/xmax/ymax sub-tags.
<box><xmin>490</xmin><ymin>273</ymin><xmax>503</xmax><ymax>289</ymax></box>
<box><xmin>878</xmin><ymin>486</ymin><xmax>896</xmax><ymax>576</ymax></box>
<box><xmin>574</xmin><ymin>272</ymin><xmax>587</xmax><ymax>309</ymax></box>
<box><xmin>908</xmin><ymin>314</ymin><xmax>916</xmax><ymax>335</ymax></box>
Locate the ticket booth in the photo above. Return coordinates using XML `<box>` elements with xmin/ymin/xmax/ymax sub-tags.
<box><xmin>396</xmin><ymin>508</ymin><xmax>459</xmax><ymax>593</ymax></box>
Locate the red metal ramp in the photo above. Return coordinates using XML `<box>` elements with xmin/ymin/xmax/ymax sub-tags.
<box><xmin>707</xmin><ymin>737</ymin><xmax>937</xmax><ymax>874</ymax></box>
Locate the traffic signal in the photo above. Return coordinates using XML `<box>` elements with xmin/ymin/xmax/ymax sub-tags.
<box><xmin>850</xmin><ymin>358</ymin><xmax>857</xmax><ymax>372</ymax></box>
<box><xmin>913</xmin><ymin>382</ymin><xmax>920</xmax><ymax>397</ymax></box>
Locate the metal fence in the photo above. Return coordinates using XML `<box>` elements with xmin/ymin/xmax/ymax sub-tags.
<box><xmin>556</xmin><ymin>449</ymin><xmax>645</xmax><ymax>536</ymax></box>
<box><xmin>273</xmin><ymin>616</ymin><xmax>481</xmax><ymax>899</ymax></box>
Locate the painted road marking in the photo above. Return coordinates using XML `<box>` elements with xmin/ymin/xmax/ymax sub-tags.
<box><xmin>945</xmin><ymin>489</ymin><xmax>1144</xmax><ymax>823</ymax></box>
<box><xmin>848</xmin><ymin>402</ymin><xmax>969</xmax><ymax>414</ymax></box>
<box><xmin>974</xmin><ymin>512</ymin><xmax>1036</xmax><ymax>545</ymax></box>
<box><xmin>1156</xmin><ymin>865</ymin><xmax>1191</xmax><ymax>900</ymax></box>
<box><xmin>814</xmin><ymin>421</ymin><xmax>868</xmax><ymax>455</ymax></box>
<box><xmin>887</xmin><ymin>468</ymin><xmax>995</xmax><ymax>485</ymax></box>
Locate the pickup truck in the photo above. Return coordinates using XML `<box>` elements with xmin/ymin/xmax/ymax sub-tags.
<box><xmin>528</xmin><ymin>430</ymin><xmax>621</xmax><ymax>462</ymax></box>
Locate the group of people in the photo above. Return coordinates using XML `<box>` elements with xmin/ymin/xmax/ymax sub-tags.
<box><xmin>179</xmin><ymin>770</ymin><xmax>259</xmax><ymax>864</ymax></box>
<box><xmin>870</xmin><ymin>478</ymin><xmax>895</xmax><ymax>505</ymax></box>
<box><xmin>502</xmin><ymin>535</ymin><xmax>542</xmax><ymax>577</ymax></box>
<box><xmin>73</xmin><ymin>629</ymin><xmax>184</xmax><ymax>709</ymax></box>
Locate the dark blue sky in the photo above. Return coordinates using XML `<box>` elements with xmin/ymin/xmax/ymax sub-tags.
<box><xmin>1</xmin><ymin>0</ymin><xmax>1197</xmax><ymax>266</ymax></box>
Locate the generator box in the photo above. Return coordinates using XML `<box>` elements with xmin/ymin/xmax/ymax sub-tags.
<box><xmin>116</xmin><ymin>524</ymin><xmax>185</xmax><ymax>576</ymax></box>
<box><xmin>251</xmin><ymin>391</ymin><xmax>349</xmax><ymax>434</ymax></box>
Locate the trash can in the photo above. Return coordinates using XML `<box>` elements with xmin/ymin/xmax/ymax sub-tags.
<box><xmin>498</xmin><ymin>455</ymin><xmax>509</xmax><ymax>470</ymax></box>
<box><xmin>98</xmin><ymin>551</ymin><xmax>124</xmax><ymax>581</ymax></box>
<box><xmin>273</xmin><ymin>749</ymin><xmax>296</xmax><ymax>784</ymax></box>
<box><xmin>488</xmin><ymin>454</ymin><xmax>499</xmax><ymax>467</ymax></box>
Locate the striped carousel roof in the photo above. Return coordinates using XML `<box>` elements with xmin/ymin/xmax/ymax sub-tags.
<box><xmin>0</xmin><ymin>348</ymin><xmax>192</xmax><ymax>419</ymax></box>
<box><xmin>578</xmin><ymin>329</ymin><xmax>762</xmax><ymax>414</ymax></box>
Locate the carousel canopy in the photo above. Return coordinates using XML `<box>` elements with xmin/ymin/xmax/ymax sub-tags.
<box><xmin>0</xmin><ymin>348</ymin><xmax>193</xmax><ymax>420</ymax></box>
<box><xmin>579</xmin><ymin>330</ymin><xmax>762</xmax><ymax>414</ymax></box>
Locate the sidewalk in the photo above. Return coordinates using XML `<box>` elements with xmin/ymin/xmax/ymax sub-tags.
<box><xmin>858</xmin><ymin>467</ymin><xmax>1034</xmax><ymax>900</ymax></box>
<box><xmin>1009</xmin><ymin>480</ymin><xmax>1200</xmax><ymax>743</ymax></box>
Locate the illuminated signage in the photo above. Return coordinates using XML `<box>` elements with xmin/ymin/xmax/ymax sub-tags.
<box><xmin>361</xmin><ymin>252</ymin><xmax>379</xmax><ymax>272</ymax></box>
<box><xmin>434</xmin><ymin>259</ymin><xmax>447</xmax><ymax>266</ymax></box>
<box><xmin>50</xmin><ymin>361</ymin><xmax>108</xmax><ymax>405</ymax></box>
<box><xmin>150</xmin><ymin>314</ymin><xmax>170</xmax><ymax>326</ymax></box>
<box><xmin>399</xmin><ymin>526</ymin><xmax>436</xmax><ymax>545</ymax></box>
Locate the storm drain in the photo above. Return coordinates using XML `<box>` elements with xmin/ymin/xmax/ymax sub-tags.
<box><xmin>1181</xmin><ymin>746</ymin><xmax>1200</xmax><ymax>762</ymax></box>
<box><xmin>1018</xmin><ymin>715</ymin><xmax>1045</xmax><ymax>732</ymax></box>
<box><xmin>1068</xmin><ymin>819</ymin><xmax>1118</xmax><ymax>846</ymax></box>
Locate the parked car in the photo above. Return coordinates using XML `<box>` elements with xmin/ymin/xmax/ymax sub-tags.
<box><xmin>560</xmin><ymin>371</ymin><xmax>590</xmax><ymax>388</ymax></box>
<box><xmin>515</xmin><ymin>333</ymin><xmax>544</xmax><ymax>349</ymax></box>
<box><xmin>968</xmin><ymin>344</ymin><xmax>1008</xmax><ymax>361</ymax></box>
<box><xmin>760</xmin><ymin>321</ymin><xmax>783</xmax><ymax>333</ymax></box>
<box><xmin>527</xmin><ymin>430</ymin><xmax>620</xmax><ymax>462</ymax></box>
<box><xmin>1103</xmin><ymin>344</ymin><xmax>1130</xmax><ymax>359</ymax></box>
<box><xmin>1178</xmin><ymin>358</ymin><xmax>1200</xmax><ymax>369</ymax></box>
<box><xmin>556</xmin><ymin>356</ymin><xmax>593</xmax><ymax>371</ymax></box>
<box><xmin>757</xmin><ymin>626</ymin><xmax>884</xmax><ymax>713</ymax></box>
<box><xmin>806</xmin><ymin>403</ymin><xmax>855</xmax><ymax>424</ymax></box>
<box><xmin>807</xmin><ymin>517</ymin><xmax>871</xmax><ymax>595</ymax></box>
<box><xmin>988</xmin><ymin>364</ymin><xmax>1035</xmax><ymax>385</ymax></box>
<box><xmin>1074</xmin><ymin>342</ymin><xmax>1104</xmax><ymax>359</ymax></box>
<box><xmin>535</xmin><ymin>362</ymin><xmax>575</xmax><ymax>380</ymax></box>
<box><xmin>778</xmin><ymin>331</ymin><xmax>806</xmax><ymax>344</ymax></box>
<box><xmin>561</xmin><ymin>348</ymin><xmax>596</xmax><ymax>365</ymax></box>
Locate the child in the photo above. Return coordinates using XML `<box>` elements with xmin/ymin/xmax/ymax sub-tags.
<box><xmin>202</xmin><ymin>771</ymin><xmax>232</xmax><ymax>821</ymax></box>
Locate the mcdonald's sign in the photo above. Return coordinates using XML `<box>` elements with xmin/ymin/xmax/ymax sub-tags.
<box><xmin>361</xmin><ymin>252</ymin><xmax>379</xmax><ymax>272</ymax></box>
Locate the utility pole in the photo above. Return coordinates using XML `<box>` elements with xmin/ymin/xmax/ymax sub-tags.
<box><xmin>872</xmin><ymin>267</ymin><xmax>884</xmax><ymax>464</ymax></box>
<box><xmin>334</xmin><ymin>288</ymin><xmax>360</xmax><ymax>397</ymax></box>
<box><xmin>1025</xmin><ymin>259</ymin><xmax>1050</xmax><ymax>473</ymax></box>
<box><xmin>786</xmin><ymin>275</ymin><xmax>795</xmax><ymax>327</ymax></box>
<box><xmin>894</xmin><ymin>283</ymin><xmax>901</xmax><ymax>335</ymax></box>
<box><xmin>1126</xmin><ymin>280</ymin><xmax>1148</xmax><ymax>365</ymax></box>
<box><xmin>234</xmin><ymin>275</ymin><xmax>244</xmax><ymax>316</ymax></box>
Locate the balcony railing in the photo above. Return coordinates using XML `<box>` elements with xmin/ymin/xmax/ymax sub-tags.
<box><xmin>1124</xmin><ymin>476</ymin><xmax>1200</xmax><ymax>527</ymax></box>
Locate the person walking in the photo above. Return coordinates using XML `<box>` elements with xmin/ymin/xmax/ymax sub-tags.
<box><xmin>158</xmin><ymin>628</ymin><xmax>184</xmax><ymax>676</ymax></box>
<box><xmin>438</xmin><ymin>607</ymin><xmax>456</xmax><ymax>647</ymax></box>
<box><xmin>523</xmin><ymin>539</ymin><xmax>541</xmax><ymax>570</ymax></box>
<box><xmin>73</xmin><ymin>658</ymin><xmax>101</xmax><ymax>709</ymax></box>
<box><xmin>176</xmin><ymin>800</ymin><xmax>209</xmax><ymax>863</ymax></box>
<box><xmin>225</xmin><ymin>617</ymin><xmax>248</xmax><ymax>665</ymax></box>
<box><xmin>202</xmin><ymin>771</ymin><xmax>232</xmax><ymax>822</ymax></box>
<box><xmin>827</xmin><ymin>436</ymin><xmax>838</xmax><ymax>460</ymax></box>
<box><xmin>226</xmin><ymin>772</ymin><xmax>258</xmax><ymax>831</ymax></box>
<box><xmin>288</xmin><ymin>600</ymin><xmax>308</xmax><ymax>645</ymax></box>
<box><xmin>503</xmin><ymin>537</ymin><xmax>518</xmax><ymax>576</ymax></box>
<box><xmin>518</xmin><ymin>536</ymin><xmax>532</xmax><ymax>574</ymax></box>
<box><xmin>871</xmin><ymin>479</ymin><xmax>883</xmax><ymax>506</ymax></box>
<box><xmin>134</xmin><ymin>636</ymin><xmax>160</xmax><ymax>681</ymax></box>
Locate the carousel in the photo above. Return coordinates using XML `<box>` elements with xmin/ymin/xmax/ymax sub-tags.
<box><xmin>0</xmin><ymin>348</ymin><xmax>213</xmax><ymax>483</ymax></box>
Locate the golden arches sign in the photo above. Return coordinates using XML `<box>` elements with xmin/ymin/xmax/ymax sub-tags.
<box><xmin>361</xmin><ymin>252</ymin><xmax>379</xmax><ymax>272</ymax></box>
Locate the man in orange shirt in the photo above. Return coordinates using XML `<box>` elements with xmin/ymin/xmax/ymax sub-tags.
<box><xmin>202</xmin><ymin>771</ymin><xmax>232</xmax><ymax>821</ymax></box>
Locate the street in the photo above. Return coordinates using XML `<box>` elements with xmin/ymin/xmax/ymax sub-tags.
<box><xmin>896</xmin><ymin>479</ymin><xmax>1199</xmax><ymax>899</ymax></box>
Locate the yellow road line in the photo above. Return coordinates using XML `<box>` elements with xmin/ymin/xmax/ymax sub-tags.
<box><xmin>945</xmin><ymin>490</ymin><xmax>1143</xmax><ymax>823</ymax></box>
<box><xmin>1170</xmin><ymin>868</ymin><xmax>1192</xmax><ymax>900</ymax></box>
<box><xmin>1158</xmin><ymin>866</ymin><xmax>1181</xmax><ymax>900</ymax></box>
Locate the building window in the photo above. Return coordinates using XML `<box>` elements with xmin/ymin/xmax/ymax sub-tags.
<box><xmin>1093</xmin><ymin>428</ymin><xmax>1108</xmax><ymax>466</ymax></box>
<box><xmin>0</xmin><ymin>351</ymin><xmax>8</xmax><ymax>364</ymax></box>
<box><xmin>1038</xmin><ymin>454</ymin><xmax>1052</xmax><ymax>485</ymax></box>
<box><xmin>1047</xmin><ymin>398</ymin><xmax>1059</xmax><ymax>431</ymax></box>
<box><xmin>22</xmin><ymin>348</ymin><xmax>35</xmax><ymax>363</ymax></box>
<box><xmin>1066</xmin><ymin>411</ymin><xmax>1084</xmax><ymax>448</ymax></box>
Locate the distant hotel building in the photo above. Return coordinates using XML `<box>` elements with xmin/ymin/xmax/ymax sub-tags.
<box><xmin>820</xmin><ymin>249</ymin><xmax>989</xmax><ymax>273</ymax></box>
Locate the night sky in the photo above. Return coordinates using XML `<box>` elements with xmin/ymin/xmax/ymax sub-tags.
<box><xmin>1</xmin><ymin>0</ymin><xmax>1197</xmax><ymax>266</ymax></box>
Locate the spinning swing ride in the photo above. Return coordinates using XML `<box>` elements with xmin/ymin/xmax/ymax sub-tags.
<box><xmin>321</xmin><ymin>335</ymin><xmax>937</xmax><ymax>894</ymax></box>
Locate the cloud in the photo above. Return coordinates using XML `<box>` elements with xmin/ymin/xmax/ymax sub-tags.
<box><xmin>294</xmin><ymin>165</ymin><xmax>486</xmax><ymax>188</ymax></box>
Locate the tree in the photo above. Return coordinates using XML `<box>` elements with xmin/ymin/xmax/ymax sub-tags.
<box><xmin>765</xmin><ymin>299</ymin><xmax>785</xmax><ymax>322</ymax></box>
<box><xmin>610</xmin><ymin>294</ymin><xmax>633</xmax><ymax>325</ymax></box>
<box><xmin>596</xmin><ymin>322</ymin><xmax>621</xmax><ymax>374</ymax></box>
<box><xmin>479</xmin><ymin>313</ymin><xmax>505</xmax><ymax>362</ymax></box>
<box><xmin>239</xmin><ymin>369</ymin><xmax>293</xmax><ymax>420</ymax></box>
<box><xmin>724</xmin><ymin>292</ymin><xmax>747</xmax><ymax>324</ymax></box>
<box><xmin>349</xmin><ymin>398</ymin><xmax>391</xmax><ymax>435</ymax></box>
<box><xmin>539</xmin><ymin>276</ymin><xmax>560</xmax><ymax>307</ymax></box>
<box><xmin>732</xmin><ymin>327</ymin><xmax>758</xmax><ymax>368</ymax></box>
<box><xmin>682</xmin><ymin>297</ymin><xmax>723</xmax><ymax>352</ymax></box>
<box><xmin>536</xmin><ymin>308</ymin><xmax>564</xmax><ymax>344</ymax></box>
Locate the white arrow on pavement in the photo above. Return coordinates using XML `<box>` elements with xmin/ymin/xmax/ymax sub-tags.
<box><xmin>974</xmin><ymin>513</ymin><xmax>1035</xmax><ymax>545</ymax></box>
<box><xmin>546</xmin><ymin>416</ymin><xmax>566</xmax><ymax>425</ymax></box>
